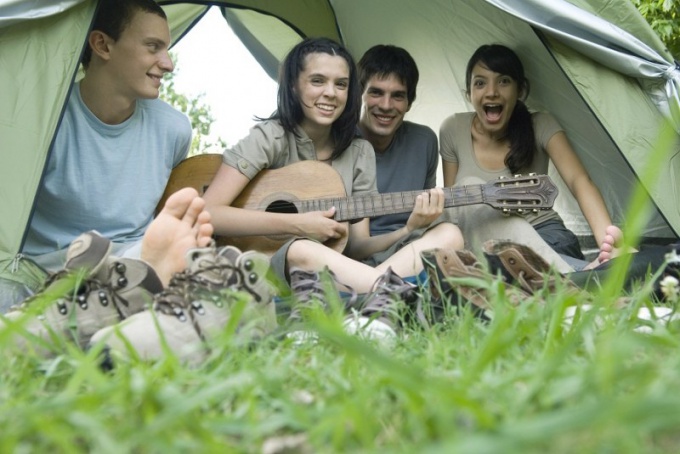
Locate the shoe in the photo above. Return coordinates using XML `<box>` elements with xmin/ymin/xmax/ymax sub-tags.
<box><xmin>285</xmin><ymin>267</ymin><xmax>357</xmax><ymax>344</ymax></box>
<box><xmin>420</xmin><ymin>248</ymin><xmax>501</xmax><ymax>322</ymax></box>
<box><xmin>482</xmin><ymin>239</ymin><xmax>577</xmax><ymax>294</ymax></box>
<box><xmin>343</xmin><ymin>268</ymin><xmax>418</xmax><ymax>347</ymax></box>
<box><xmin>0</xmin><ymin>231</ymin><xmax>162</xmax><ymax>356</ymax></box>
<box><xmin>89</xmin><ymin>245</ymin><xmax>277</xmax><ymax>367</ymax></box>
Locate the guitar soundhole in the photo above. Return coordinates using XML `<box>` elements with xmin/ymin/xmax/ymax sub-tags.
<box><xmin>266</xmin><ymin>200</ymin><xmax>299</xmax><ymax>214</ymax></box>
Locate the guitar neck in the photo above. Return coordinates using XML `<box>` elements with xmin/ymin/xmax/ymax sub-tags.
<box><xmin>298</xmin><ymin>186</ymin><xmax>485</xmax><ymax>222</ymax></box>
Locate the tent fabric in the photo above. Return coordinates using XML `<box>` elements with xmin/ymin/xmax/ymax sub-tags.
<box><xmin>0</xmin><ymin>0</ymin><xmax>678</xmax><ymax>265</ymax></box>
<box><xmin>222</xmin><ymin>7</ymin><xmax>308</xmax><ymax>81</ymax></box>
<box><xmin>0</xmin><ymin>0</ymin><xmax>96</xmax><ymax>260</ymax></box>
<box><xmin>488</xmin><ymin>0</ymin><xmax>680</xmax><ymax>133</ymax></box>
<box><xmin>0</xmin><ymin>0</ymin><xmax>86</xmax><ymax>28</ymax></box>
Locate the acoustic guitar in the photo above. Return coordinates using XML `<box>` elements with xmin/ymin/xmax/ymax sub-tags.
<box><xmin>157</xmin><ymin>154</ymin><xmax>558</xmax><ymax>256</ymax></box>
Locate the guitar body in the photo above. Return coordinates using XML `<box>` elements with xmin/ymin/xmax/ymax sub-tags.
<box><xmin>155</xmin><ymin>153</ymin><xmax>222</xmax><ymax>215</ymax></box>
<box><xmin>230</xmin><ymin>161</ymin><xmax>349</xmax><ymax>255</ymax></box>
<box><xmin>158</xmin><ymin>156</ymin><xmax>349</xmax><ymax>256</ymax></box>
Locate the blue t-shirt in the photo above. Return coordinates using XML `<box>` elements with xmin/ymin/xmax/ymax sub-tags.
<box><xmin>23</xmin><ymin>83</ymin><xmax>191</xmax><ymax>258</ymax></box>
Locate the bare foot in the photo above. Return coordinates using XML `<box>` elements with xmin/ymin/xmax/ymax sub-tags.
<box><xmin>597</xmin><ymin>225</ymin><xmax>624</xmax><ymax>264</ymax></box>
<box><xmin>141</xmin><ymin>187</ymin><xmax>214</xmax><ymax>286</ymax></box>
<box><xmin>581</xmin><ymin>225</ymin><xmax>625</xmax><ymax>270</ymax></box>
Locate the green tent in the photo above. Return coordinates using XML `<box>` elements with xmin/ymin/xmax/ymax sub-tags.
<box><xmin>1</xmin><ymin>0</ymin><xmax>678</xmax><ymax>274</ymax></box>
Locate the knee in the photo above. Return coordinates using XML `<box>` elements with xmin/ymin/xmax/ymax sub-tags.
<box><xmin>432</xmin><ymin>222</ymin><xmax>464</xmax><ymax>249</ymax></box>
<box><xmin>286</xmin><ymin>239</ymin><xmax>318</xmax><ymax>268</ymax></box>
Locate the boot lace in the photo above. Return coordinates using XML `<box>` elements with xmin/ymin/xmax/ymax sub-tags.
<box><xmin>12</xmin><ymin>261</ymin><xmax>134</xmax><ymax>321</ymax></box>
<box><xmin>361</xmin><ymin>268</ymin><xmax>417</xmax><ymax>322</ymax></box>
<box><xmin>288</xmin><ymin>268</ymin><xmax>357</xmax><ymax>323</ymax></box>
<box><xmin>152</xmin><ymin>260</ymin><xmax>245</xmax><ymax>341</ymax></box>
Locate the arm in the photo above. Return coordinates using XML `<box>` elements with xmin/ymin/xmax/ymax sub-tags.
<box><xmin>439</xmin><ymin>114</ymin><xmax>461</xmax><ymax>187</ymax></box>
<box><xmin>344</xmin><ymin>187</ymin><xmax>445</xmax><ymax>260</ymax></box>
<box><xmin>545</xmin><ymin>131</ymin><xmax>613</xmax><ymax>248</ymax></box>
<box><xmin>442</xmin><ymin>160</ymin><xmax>459</xmax><ymax>187</ymax></box>
<box><xmin>203</xmin><ymin>163</ymin><xmax>347</xmax><ymax>242</ymax></box>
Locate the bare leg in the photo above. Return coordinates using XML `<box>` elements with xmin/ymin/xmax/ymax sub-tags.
<box><xmin>287</xmin><ymin>223</ymin><xmax>463</xmax><ymax>293</ymax></box>
<box><xmin>287</xmin><ymin>240</ymin><xmax>383</xmax><ymax>293</ymax></box>
<box><xmin>377</xmin><ymin>223</ymin><xmax>464</xmax><ymax>276</ymax></box>
<box><xmin>141</xmin><ymin>188</ymin><xmax>214</xmax><ymax>286</ymax></box>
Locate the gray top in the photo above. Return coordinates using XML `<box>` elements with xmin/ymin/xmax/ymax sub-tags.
<box><xmin>439</xmin><ymin>111</ymin><xmax>563</xmax><ymax>225</ymax></box>
<box><xmin>369</xmin><ymin>121</ymin><xmax>439</xmax><ymax>235</ymax></box>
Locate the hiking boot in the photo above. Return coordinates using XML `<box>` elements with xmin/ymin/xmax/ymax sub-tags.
<box><xmin>0</xmin><ymin>231</ymin><xmax>162</xmax><ymax>356</ymax></box>
<box><xmin>482</xmin><ymin>239</ymin><xmax>577</xmax><ymax>294</ymax></box>
<box><xmin>89</xmin><ymin>245</ymin><xmax>277</xmax><ymax>367</ymax></box>
<box><xmin>343</xmin><ymin>268</ymin><xmax>418</xmax><ymax>346</ymax></box>
<box><xmin>285</xmin><ymin>267</ymin><xmax>357</xmax><ymax>344</ymax></box>
<box><xmin>420</xmin><ymin>248</ymin><xmax>499</xmax><ymax>322</ymax></box>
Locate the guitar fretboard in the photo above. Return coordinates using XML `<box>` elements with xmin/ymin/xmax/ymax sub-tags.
<box><xmin>299</xmin><ymin>186</ymin><xmax>485</xmax><ymax>221</ymax></box>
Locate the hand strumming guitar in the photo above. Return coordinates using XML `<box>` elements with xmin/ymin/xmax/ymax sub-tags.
<box><xmin>294</xmin><ymin>207</ymin><xmax>348</xmax><ymax>243</ymax></box>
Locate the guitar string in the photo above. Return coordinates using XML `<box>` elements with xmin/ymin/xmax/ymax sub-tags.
<box><xmin>264</xmin><ymin>183</ymin><xmax>544</xmax><ymax>219</ymax></box>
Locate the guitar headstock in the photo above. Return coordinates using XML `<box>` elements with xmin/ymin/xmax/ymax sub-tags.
<box><xmin>483</xmin><ymin>173</ymin><xmax>558</xmax><ymax>213</ymax></box>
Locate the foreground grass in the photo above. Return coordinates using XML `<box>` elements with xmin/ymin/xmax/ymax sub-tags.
<box><xmin>1</xmin><ymin>270</ymin><xmax>679</xmax><ymax>453</ymax></box>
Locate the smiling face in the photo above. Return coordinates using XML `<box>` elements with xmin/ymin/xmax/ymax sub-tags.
<box><xmin>468</xmin><ymin>62</ymin><xmax>521</xmax><ymax>136</ymax></box>
<box><xmin>296</xmin><ymin>52</ymin><xmax>350</xmax><ymax>135</ymax></box>
<box><xmin>359</xmin><ymin>73</ymin><xmax>411</xmax><ymax>152</ymax></box>
<box><xmin>105</xmin><ymin>10</ymin><xmax>174</xmax><ymax>101</ymax></box>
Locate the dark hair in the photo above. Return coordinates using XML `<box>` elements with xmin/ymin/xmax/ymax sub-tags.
<box><xmin>465</xmin><ymin>44</ymin><xmax>535</xmax><ymax>174</ymax></box>
<box><xmin>358</xmin><ymin>44</ymin><xmax>419</xmax><ymax>105</ymax></box>
<box><xmin>265</xmin><ymin>37</ymin><xmax>361</xmax><ymax>159</ymax></box>
<box><xmin>82</xmin><ymin>0</ymin><xmax>167</xmax><ymax>68</ymax></box>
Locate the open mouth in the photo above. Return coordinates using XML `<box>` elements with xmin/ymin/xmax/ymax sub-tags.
<box><xmin>483</xmin><ymin>104</ymin><xmax>503</xmax><ymax>122</ymax></box>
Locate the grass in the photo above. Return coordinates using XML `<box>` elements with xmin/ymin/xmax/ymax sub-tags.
<box><xmin>1</xmin><ymin>125</ymin><xmax>678</xmax><ymax>453</ymax></box>
<box><xmin>1</xmin><ymin>277</ymin><xmax>679</xmax><ymax>453</ymax></box>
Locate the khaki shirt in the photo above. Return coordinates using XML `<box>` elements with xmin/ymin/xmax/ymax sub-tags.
<box><xmin>223</xmin><ymin>119</ymin><xmax>377</xmax><ymax>197</ymax></box>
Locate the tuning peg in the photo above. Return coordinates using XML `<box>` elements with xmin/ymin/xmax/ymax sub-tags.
<box><xmin>532</xmin><ymin>208</ymin><xmax>539</xmax><ymax>213</ymax></box>
<box><xmin>514</xmin><ymin>174</ymin><xmax>521</xmax><ymax>178</ymax></box>
<box><xmin>528</xmin><ymin>172</ymin><xmax>536</xmax><ymax>176</ymax></box>
<box><xmin>517</xmin><ymin>208</ymin><xmax>523</xmax><ymax>213</ymax></box>
<box><xmin>502</xmin><ymin>208</ymin><xmax>509</xmax><ymax>213</ymax></box>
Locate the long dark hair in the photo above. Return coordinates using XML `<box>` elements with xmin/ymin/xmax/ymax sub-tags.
<box><xmin>263</xmin><ymin>37</ymin><xmax>361</xmax><ymax>159</ymax></box>
<box><xmin>465</xmin><ymin>44</ymin><xmax>536</xmax><ymax>174</ymax></box>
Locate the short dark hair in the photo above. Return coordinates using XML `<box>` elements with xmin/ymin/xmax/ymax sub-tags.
<box><xmin>267</xmin><ymin>37</ymin><xmax>361</xmax><ymax>159</ymax></box>
<box><xmin>82</xmin><ymin>0</ymin><xmax>167</xmax><ymax>68</ymax></box>
<box><xmin>358</xmin><ymin>44</ymin><xmax>419</xmax><ymax>105</ymax></box>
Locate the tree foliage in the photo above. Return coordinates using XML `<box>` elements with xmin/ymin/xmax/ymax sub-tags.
<box><xmin>633</xmin><ymin>0</ymin><xmax>680</xmax><ymax>59</ymax></box>
<box><xmin>159</xmin><ymin>53</ymin><xmax>226</xmax><ymax>156</ymax></box>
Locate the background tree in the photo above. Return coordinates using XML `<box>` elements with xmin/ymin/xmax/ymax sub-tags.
<box><xmin>633</xmin><ymin>0</ymin><xmax>680</xmax><ymax>59</ymax></box>
<box><xmin>160</xmin><ymin>53</ymin><xmax>226</xmax><ymax>156</ymax></box>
